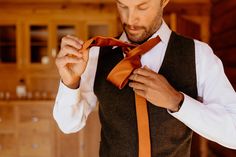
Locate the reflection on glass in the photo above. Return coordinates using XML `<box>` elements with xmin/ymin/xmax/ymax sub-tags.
<box><xmin>30</xmin><ymin>26</ymin><xmax>48</xmax><ymax>63</ymax></box>
<box><xmin>57</xmin><ymin>25</ymin><xmax>75</xmax><ymax>52</ymax></box>
<box><xmin>88</xmin><ymin>25</ymin><xmax>108</xmax><ymax>39</ymax></box>
<box><xmin>0</xmin><ymin>26</ymin><xmax>16</xmax><ymax>63</ymax></box>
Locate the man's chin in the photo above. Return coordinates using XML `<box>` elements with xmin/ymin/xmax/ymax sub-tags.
<box><xmin>127</xmin><ymin>34</ymin><xmax>146</xmax><ymax>44</ymax></box>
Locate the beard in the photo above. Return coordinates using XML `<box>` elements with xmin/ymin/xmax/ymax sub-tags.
<box><xmin>123</xmin><ymin>24</ymin><xmax>148</xmax><ymax>44</ymax></box>
<box><xmin>122</xmin><ymin>12</ymin><xmax>163</xmax><ymax>44</ymax></box>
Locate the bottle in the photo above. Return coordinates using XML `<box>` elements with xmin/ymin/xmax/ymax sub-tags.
<box><xmin>16</xmin><ymin>79</ymin><xmax>27</xmax><ymax>99</ymax></box>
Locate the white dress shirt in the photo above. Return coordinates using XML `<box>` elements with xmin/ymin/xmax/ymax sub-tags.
<box><xmin>53</xmin><ymin>21</ymin><xmax>236</xmax><ymax>149</ymax></box>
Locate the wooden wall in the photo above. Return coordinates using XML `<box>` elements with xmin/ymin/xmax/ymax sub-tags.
<box><xmin>211</xmin><ymin>0</ymin><xmax>236</xmax><ymax>89</ymax></box>
<box><xmin>210</xmin><ymin>0</ymin><xmax>236</xmax><ymax>156</ymax></box>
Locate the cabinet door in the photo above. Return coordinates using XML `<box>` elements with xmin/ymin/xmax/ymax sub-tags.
<box><xmin>83</xmin><ymin>110</ymin><xmax>101</xmax><ymax>157</ymax></box>
<box><xmin>0</xmin><ymin>21</ymin><xmax>20</xmax><ymax>69</ymax></box>
<box><xmin>85</xmin><ymin>19</ymin><xmax>117</xmax><ymax>40</ymax></box>
<box><xmin>0</xmin><ymin>25</ymin><xmax>16</xmax><ymax>64</ymax></box>
<box><xmin>51</xmin><ymin>21</ymin><xmax>79</xmax><ymax>58</ymax></box>
<box><xmin>0</xmin><ymin>105</ymin><xmax>15</xmax><ymax>133</ymax></box>
<box><xmin>0</xmin><ymin>104</ymin><xmax>17</xmax><ymax>157</ymax></box>
<box><xmin>54</xmin><ymin>109</ymin><xmax>101</xmax><ymax>157</ymax></box>
<box><xmin>17</xmin><ymin>103</ymin><xmax>55</xmax><ymax>157</ymax></box>
<box><xmin>25</xmin><ymin>21</ymin><xmax>52</xmax><ymax>69</ymax></box>
<box><xmin>56</xmin><ymin>130</ymin><xmax>81</xmax><ymax>157</ymax></box>
<box><xmin>0</xmin><ymin>134</ymin><xmax>17</xmax><ymax>157</ymax></box>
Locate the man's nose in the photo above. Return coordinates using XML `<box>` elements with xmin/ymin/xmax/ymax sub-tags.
<box><xmin>127</xmin><ymin>10</ymin><xmax>138</xmax><ymax>26</ymax></box>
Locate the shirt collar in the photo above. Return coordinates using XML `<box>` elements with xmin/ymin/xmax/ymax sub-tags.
<box><xmin>118</xmin><ymin>19</ymin><xmax>171</xmax><ymax>45</ymax></box>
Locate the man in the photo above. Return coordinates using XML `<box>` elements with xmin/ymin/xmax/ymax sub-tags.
<box><xmin>53</xmin><ymin>0</ymin><xmax>236</xmax><ymax>156</ymax></box>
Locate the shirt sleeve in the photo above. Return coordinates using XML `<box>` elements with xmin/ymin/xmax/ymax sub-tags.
<box><xmin>169</xmin><ymin>40</ymin><xmax>236</xmax><ymax>149</ymax></box>
<box><xmin>53</xmin><ymin>47</ymin><xmax>99</xmax><ymax>134</ymax></box>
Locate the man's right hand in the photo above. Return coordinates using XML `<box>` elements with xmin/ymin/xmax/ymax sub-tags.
<box><xmin>55</xmin><ymin>35</ymin><xmax>89</xmax><ymax>89</ymax></box>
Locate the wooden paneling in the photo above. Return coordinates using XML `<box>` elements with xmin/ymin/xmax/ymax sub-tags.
<box><xmin>211</xmin><ymin>29</ymin><xmax>236</xmax><ymax>50</ymax></box>
<box><xmin>216</xmin><ymin>48</ymin><xmax>236</xmax><ymax>67</ymax></box>
<box><xmin>210</xmin><ymin>0</ymin><xmax>236</xmax><ymax>89</ymax></box>
<box><xmin>211</xmin><ymin>8</ymin><xmax>236</xmax><ymax>35</ymax></box>
<box><xmin>176</xmin><ymin>16</ymin><xmax>201</xmax><ymax>40</ymax></box>
<box><xmin>224</xmin><ymin>67</ymin><xmax>236</xmax><ymax>86</ymax></box>
<box><xmin>210</xmin><ymin>0</ymin><xmax>236</xmax><ymax>156</ymax></box>
<box><xmin>212</xmin><ymin>0</ymin><xmax>236</xmax><ymax>18</ymax></box>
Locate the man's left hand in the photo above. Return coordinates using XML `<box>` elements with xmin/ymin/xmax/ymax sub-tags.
<box><xmin>129</xmin><ymin>66</ymin><xmax>184</xmax><ymax>112</ymax></box>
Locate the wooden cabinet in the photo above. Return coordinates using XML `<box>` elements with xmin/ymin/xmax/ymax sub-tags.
<box><xmin>0</xmin><ymin>9</ymin><xmax>117</xmax><ymax>96</ymax></box>
<box><xmin>0</xmin><ymin>10</ymin><xmax>117</xmax><ymax>69</ymax></box>
<box><xmin>0</xmin><ymin>100</ymin><xmax>100</xmax><ymax>157</ymax></box>
<box><xmin>0</xmin><ymin>8</ymin><xmax>115</xmax><ymax>157</ymax></box>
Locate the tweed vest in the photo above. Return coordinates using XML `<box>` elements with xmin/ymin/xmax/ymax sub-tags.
<box><xmin>94</xmin><ymin>32</ymin><xmax>198</xmax><ymax>157</ymax></box>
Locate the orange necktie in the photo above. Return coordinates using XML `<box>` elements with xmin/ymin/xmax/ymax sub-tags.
<box><xmin>81</xmin><ymin>36</ymin><xmax>161</xmax><ymax>157</ymax></box>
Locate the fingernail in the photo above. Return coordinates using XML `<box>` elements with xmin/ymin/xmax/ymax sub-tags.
<box><xmin>79</xmin><ymin>40</ymin><xmax>84</xmax><ymax>45</ymax></box>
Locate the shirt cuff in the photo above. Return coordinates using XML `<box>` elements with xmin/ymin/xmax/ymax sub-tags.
<box><xmin>55</xmin><ymin>80</ymin><xmax>81</xmax><ymax>107</ymax></box>
<box><xmin>168</xmin><ymin>93</ymin><xmax>203</xmax><ymax>125</ymax></box>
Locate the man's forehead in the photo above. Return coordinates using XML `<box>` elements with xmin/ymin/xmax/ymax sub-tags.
<box><xmin>116</xmin><ymin>0</ymin><xmax>151</xmax><ymax>6</ymax></box>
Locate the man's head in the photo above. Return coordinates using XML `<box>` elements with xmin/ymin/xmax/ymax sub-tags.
<box><xmin>116</xmin><ymin>0</ymin><xmax>169</xmax><ymax>44</ymax></box>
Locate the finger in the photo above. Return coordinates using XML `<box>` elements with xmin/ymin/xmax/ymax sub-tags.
<box><xmin>133</xmin><ymin>67</ymin><xmax>155</xmax><ymax>77</ymax></box>
<box><xmin>61</xmin><ymin>35</ymin><xmax>83</xmax><ymax>50</ymax></box>
<box><xmin>133</xmin><ymin>89</ymin><xmax>146</xmax><ymax>98</ymax></box>
<box><xmin>58</xmin><ymin>45</ymin><xmax>83</xmax><ymax>58</ymax></box>
<box><xmin>129</xmin><ymin>73</ymin><xmax>150</xmax><ymax>85</ymax></box>
<box><xmin>129</xmin><ymin>82</ymin><xmax>147</xmax><ymax>91</ymax></box>
<box><xmin>66</xmin><ymin>35</ymin><xmax>84</xmax><ymax>45</ymax></box>
<box><xmin>56</xmin><ymin>56</ymin><xmax>82</xmax><ymax>68</ymax></box>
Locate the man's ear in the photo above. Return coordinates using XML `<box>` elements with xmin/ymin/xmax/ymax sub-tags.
<box><xmin>161</xmin><ymin>0</ymin><xmax>170</xmax><ymax>9</ymax></box>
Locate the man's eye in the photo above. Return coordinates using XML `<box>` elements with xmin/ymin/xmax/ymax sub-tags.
<box><xmin>138</xmin><ymin>5</ymin><xmax>148</xmax><ymax>10</ymax></box>
<box><xmin>118</xmin><ymin>4</ymin><xmax>127</xmax><ymax>9</ymax></box>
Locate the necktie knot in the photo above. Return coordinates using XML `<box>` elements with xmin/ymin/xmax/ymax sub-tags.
<box><xmin>122</xmin><ymin>46</ymin><xmax>134</xmax><ymax>55</ymax></box>
<box><xmin>82</xmin><ymin>35</ymin><xmax>161</xmax><ymax>89</ymax></box>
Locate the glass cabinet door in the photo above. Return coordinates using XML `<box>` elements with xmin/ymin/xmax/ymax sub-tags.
<box><xmin>0</xmin><ymin>25</ymin><xmax>16</xmax><ymax>64</ymax></box>
<box><xmin>30</xmin><ymin>25</ymin><xmax>49</xmax><ymax>64</ymax></box>
<box><xmin>88</xmin><ymin>24</ymin><xmax>109</xmax><ymax>39</ymax></box>
<box><xmin>56</xmin><ymin>25</ymin><xmax>76</xmax><ymax>53</ymax></box>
